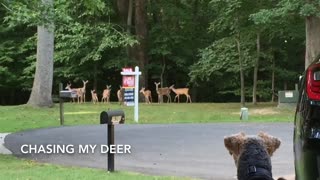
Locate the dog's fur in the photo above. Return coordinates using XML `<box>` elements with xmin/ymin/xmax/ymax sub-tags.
<box><xmin>224</xmin><ymin>132</ymin><xmax>282</xmax><ymax>180</ymax></box>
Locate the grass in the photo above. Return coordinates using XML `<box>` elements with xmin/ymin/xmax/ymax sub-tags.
<box><xmin>0</xmin><ymin>102</ymin><xmax>295</xmax><ymax>132</ymax></box>
<box><xmin>0</xmin><ymin>154</ymin><xmax>191</xmax><ymax>180</ymax></box>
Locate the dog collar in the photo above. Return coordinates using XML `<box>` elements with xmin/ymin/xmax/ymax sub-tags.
<box><xmin>246</xmin><ymin>165</ymin><xmax>273</xmax><ymax>180</ymax></box>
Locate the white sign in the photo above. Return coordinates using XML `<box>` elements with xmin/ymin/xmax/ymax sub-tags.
<box><xmin>285</xmin><ymin>91</ymin><xmax>293</xmax><ymax>98</ymax></box>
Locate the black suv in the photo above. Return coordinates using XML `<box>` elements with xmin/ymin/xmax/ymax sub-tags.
<box><xmin>294</xmin><ymin>57</ymin><xmax>320</xmax><ymax>179</ymax></box>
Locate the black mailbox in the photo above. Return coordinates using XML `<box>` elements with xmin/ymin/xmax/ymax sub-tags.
<box><xmin>100</xmin><ymin>110</ymin><xmax>125</xmax><ymax>125</ymax></box>
<box><xmin>100</xmin><ymin>110</ymin><xmax>125</xmax><ymax>172</ymax></box>
<box><xmin>59</xmin><ymin>90</ymin><xmax>77</xmax><ymax>98</ymax></box>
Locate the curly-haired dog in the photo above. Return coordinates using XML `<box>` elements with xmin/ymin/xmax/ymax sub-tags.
<box><xmin>224</xmin><ymin>132</ymin><xmax>282</xmax><ymax>180</ymax></box>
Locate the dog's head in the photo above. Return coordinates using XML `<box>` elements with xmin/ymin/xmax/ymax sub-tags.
<box><xmin>224</xmin><ymin>132</ymin><xmax>281</xmax><ymax>167</ymax></box>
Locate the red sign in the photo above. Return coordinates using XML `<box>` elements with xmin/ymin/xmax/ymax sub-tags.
<box><xmin>122</xmin><ymin>67</ymin><xmax>133</xmax><ymax>72</ymax></box>
<box><xmin>122</xmin><ymin>75</ymin><xmax>135</xmax><ymax>88</ymax></box>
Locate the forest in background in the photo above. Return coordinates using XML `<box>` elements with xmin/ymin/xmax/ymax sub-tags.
<box><xmin>0</xmin><ymin>0</ymin><xmax>310</xmax><ymax>105</ymax></box>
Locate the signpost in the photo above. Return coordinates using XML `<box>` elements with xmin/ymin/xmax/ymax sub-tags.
<box><xmin>120</xmin><ymin>66</ymin><xmax>141</xmax><ymax>122</ymax></box>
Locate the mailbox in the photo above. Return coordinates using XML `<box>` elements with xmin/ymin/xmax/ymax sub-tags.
<box><xmin>100</xmin><ymin>110</ymin><xmax>125</xmax><ymax>125</ymax></box>
<box><xmin>100</xmin><ymin>110</ymin><xmax>125</xmax><ymax>172</ymax></box>
<box><xmin>59</xmin><ymin>90</ymin><xmax>77</xmax><ymax>98</ymax></box>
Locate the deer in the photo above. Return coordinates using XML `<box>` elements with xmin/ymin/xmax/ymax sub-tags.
<box><xmin>154</xmin><ymin>82</ymin><xmax>171</xmax><ymax>103</ymax></box>
<box><xmin>169</xmin><ymin>85</ymin><xmax>192</xmax><ymax>103</ymax></box>
<box><xmin>140</xmin><ymin>87</ymin><xmax>152</xmax><ymax>104</ymax></box>
<box><xmin>91</xmin><ymin>90</ymin><xmax>99</xmax><ymax>104</ymax></box>
<box><xmin>80</xmin><ymin>80</ymin><xmax>89</xmax><ymax>103</ymax></box>
<box><xmin>117</xmin><ymin>86</ymin><xmax>124</xmax><ymax>105</ymax></box>
<box><xmin>65</xmin><ymin>83</ymin><xmax>82</xmax><ymax>103</ymax></box>
<box><xmin>101</xmin><ymin>85</ymin><xmax>111</xmax><ymax>103</ymax></box>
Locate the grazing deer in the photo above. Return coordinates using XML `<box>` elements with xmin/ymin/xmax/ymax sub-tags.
<box><xmin>154</xmin><ymin>82</ymin><xmax>171</xmax><ymax>103</ymax></box>
<box><xmin>80</xmin><ymin>80</ymin><xmax>89</xmax><ymax>103</ymax></box>
<box><xmin>117</xmin><ymin>86</ymin><xmax>124</xmax><ymax>105</ymax></box>
<box><xmin>65</xmin><ymin>83</ymin><xmax>82</xmax><ymax>103</ymax></box>
<box><xmin>101</xmin><ymin>85</ymin><xmax>111</xmax><ymax>103</ymax></box>
<box><xmin>169</xmin><ymin>85</ymin><xmax>192</xmax><ymax>103</ymax></box>
<box><xmin>140</xmin><ymin>87</ymin><xmax>152</xmax><ymax>104</ymax></box>
<box><xmin>91</xmin><ymin>90</ymin><xmax>99</xmax><ymax>104</ymax></box>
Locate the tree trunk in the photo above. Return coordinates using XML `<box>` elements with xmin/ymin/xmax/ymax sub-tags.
<box><xmin>284</xmin><ymin>82</ymin><xmax>287</xmax><ymax>90</ymax></box>
<box><xmin>27</xmin><ymin>0</ymin><xmax>54</xmax><ymax>108</ymax></box>
<box><xmin>125</xmin><ymin>0</ymin><xmax>133</xmax><ymax>58</ymax></box>
<box><xmin>160</xmin><ymin>55</ymin><xmax>166</xmax><ymax>88</ymax></box>
<box><xmin>236</xmin><ymin>38</ymin><xmax>245</xmax><ymax>107</ymax></box>
<box><xmin>93</xmin><ymin>63</ymin><xmax>97</xmax><ymax>90</ymax></box>
<box><xmin>252</xmin><ymin>32</ymin><xmax>260</xmax><ymax>105</ymax></box>
<box><xmin>305</xmin><ymin>16</ymin><xmax>320</xmax><ymax>68</ymax></box>
<box><xmin>117</xmin><ymin>0</ymin><xmax>129</xmax><ymax>24</ymax></box>
<box><xmin>271</xmin><ymin>54</ymin><xmax>275</xmax><ymax>103</ymax></box>
<box><xmin>134</xmin><ymin>0</ymin><xmax>149</xmax><ymax>88</ymax></box>
<box><xmin>127</xmin><ymin>0</ymin><xmax>133</xmax><ymax>34</ymax></box>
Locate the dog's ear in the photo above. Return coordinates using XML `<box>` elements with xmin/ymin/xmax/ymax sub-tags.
<box><xmin>224</xmin><ymin>132</ymin><xmax>246</xmax><ymax>156</ymax></box>
<box><xmin>258</xmin><ymin>131</ymin><xmax>281</xmax><ymax>156</ymax></box>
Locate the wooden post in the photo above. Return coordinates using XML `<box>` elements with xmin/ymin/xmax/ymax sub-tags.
<box><xmin>59</xmin><ymin>83</ymin><xmax>64</xmax><ymax>125</ymax></box>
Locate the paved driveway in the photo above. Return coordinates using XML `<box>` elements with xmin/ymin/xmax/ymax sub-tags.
<box><xmin>4</xmin><ymin>123</ymin><xmax>294</xmax><ymax>179</ymax></box>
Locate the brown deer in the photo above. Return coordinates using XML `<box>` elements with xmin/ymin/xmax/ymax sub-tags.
<box><xmin>101</xmin><ymin>85</ymin><xmax>111</xmax><ymax>103</ymax></box>
<box><xmin>65</xmin><ymin>83</ymin><xmax>82</xmax><ymax>103</ymax></box>
<box><xmin>91</xmin><ymin>90</ymin><xmax>99</xmax><ymax>104</ymax></box>
<box><xmin>169</xmin><ymin>85</ymin><xmax>192</xmax><ymax>103</ymax></box>
<box><xmin>80</xmin><ymin>80</ymin><xmax>89</xmax><ymax>103</ymax></box>
<box><xmin>117</xmin><ymin>86</ymin><xmax>124</xmax><ymax>105</ymax></box>
<box><xmin>140</xmin><ymin>87</ymin><xmax>152</xmax><ymax>104</ymax></box>
<box><xmin>154</xmin><ymin>82</ymin><xmax>171</xmax><ymax>103</ymax></box>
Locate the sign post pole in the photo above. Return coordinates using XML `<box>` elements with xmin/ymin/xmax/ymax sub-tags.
<box><xmin>134</xmin><ymin>66</ymin><xmax>139</xmax><ymax>122</ymax></box>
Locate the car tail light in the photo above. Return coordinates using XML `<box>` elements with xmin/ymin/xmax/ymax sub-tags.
<box><xmin>307</xmin><ymin>63</ymin><xmax>320</xmax><ymax>100</ymax></box>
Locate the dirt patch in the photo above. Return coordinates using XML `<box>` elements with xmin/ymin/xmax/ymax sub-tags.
<box><xmin>232</xmin><ymin>108</ymin><xmax>279</xmax><ymax>115</ymax></box>
<box><xmin>250</xmin><ymin>108</ymin><xmax>279</xmax><ymax>115</ymax></box>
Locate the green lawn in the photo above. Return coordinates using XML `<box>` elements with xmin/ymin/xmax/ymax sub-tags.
<box><xmin>0</xmin><ymin>102</ymin><xmax>295</xmax><ymax>132</ymax></box>
<box><xmin>0</xmin><ymin>154</ymin><xmax>191</xmax><ymax>180</ymax></box>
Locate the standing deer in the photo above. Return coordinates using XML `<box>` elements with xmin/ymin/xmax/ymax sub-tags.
<box><xmin>117</xmin><ymin>86</ymin><xmax>124</xmax><ymax>105</ymax></box>
<box><xmin>154</xmin><ymin>82</ymin><xmax>171</xmax><ymax>103</ymax></box>
<box><xmin>101</xmin><ymin>85</ymin><xmax>111</xmax><ymax>103</ymax></box>
<box><xmin>169</xmin><ymin>85</ymin><xmax>192</xmax><ymax>103</ymax></box>
<box><xmin>80</xmin><ymin>80</ymin><xmax>89</xmax><ymax>103</ymax></box>
<box><xmin>91</xmin><ymin>90</ymin><xmax>99</xmax><ymax>104</ymax></box>
<box><xmin>140</xmin><ymin>87</ymin><xmax>152</xmax><ymax>104</ymax></box>
<box><xmin>65</xmin><ymin>83</ymin><xmax>82</xmax><ymax>103</ymax></box>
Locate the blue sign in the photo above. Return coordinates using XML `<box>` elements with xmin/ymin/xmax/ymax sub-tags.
<box><xmin>124</xmin><ymin>88</ymin><xmax>134</xmax><ymax>106</ymax></box>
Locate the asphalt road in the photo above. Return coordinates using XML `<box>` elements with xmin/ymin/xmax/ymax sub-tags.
<box><xmin>4</xmin><ymin>123</ymin><xmax>294</xmax><ymax>180</ymax></box>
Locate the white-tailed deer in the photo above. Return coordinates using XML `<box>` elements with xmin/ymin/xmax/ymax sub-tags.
<box><xmin>169</xmin><ymin>85</ymin><xmax>192</xmax><ymax>103</ymax></box>
<box><xmin>91</xmin><ymin>90</ymin><xmax>99</xmax><ymax>104</ymax></box>
<box><xmin>101</xmin><ymin>85</ymin><xmax>111</xmax><ymax>103</ymax></box>
<box><xmin>117</xmin><ymin>86</ymin><xmax>124</xmax><ymax>105</ymax></box>
<box><xmin>154</xmin><ymin>82</ymin><xmax>171</xmax><ymax>103</ymax></box>
<box><xmin>80</xmin><ymin>80</ymin><xmax>89</xmax><ymax>103</ymax></box>
<box><xmin>140</xmin><ymin>87</ymin><xmax>152</xmax><ymax>104</ymax></box>
<box><xmin>65</xmin><ymin>83</ymin><xmax>82</xmax><ymax>103</ymax></box>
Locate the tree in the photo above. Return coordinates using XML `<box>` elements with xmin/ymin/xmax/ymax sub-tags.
<box><xmin>305</xmin><ymin>4</ymin><xmax>320</xmax><ymax>68</ymax></box>
<box><xmin>133</xmin><ymin>0</ymin><xmax>149</xmax><ymax>88</ymax></box>
<box><xmin>27</xmin><ymin>0</ymin><xmax>54</xmax><ymax>107</ymax></box>
<box><xmin>190</xmin><ymin>0</ymin><xmax>257</xmax><ymax>106</ymax></box>
<box><xmin>251</xmin><ymin>0</ymin><xmax>320</xmax><ymax>68</ymax></box>
<box><xmin>28</xmin><ymin>26</ymin><xmax>54</xmax><ymax>107</ymax></box>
